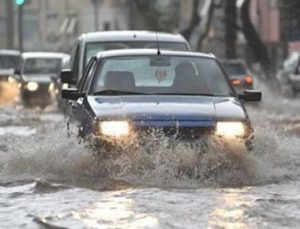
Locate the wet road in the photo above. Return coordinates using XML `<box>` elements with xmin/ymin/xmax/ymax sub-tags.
<box><xmin>1</xmin><ymin>82</ymin><xmax>300</xmax><ymax>228</ymax></box>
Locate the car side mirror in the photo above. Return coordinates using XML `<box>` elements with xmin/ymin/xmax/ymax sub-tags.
<box><xmin>60</xmin><ymin>69</ymin><xmax>76</xmax><ymax>85</ymax></box>
<box><xmin>238</xmin><ymin>90</ymin><xmax>262</xmax><ymax>102</ymax></box>
<box><xmin>61</xmin><ymin>88</ymin><xmax>84</xmax><ymax>100</ymax></box>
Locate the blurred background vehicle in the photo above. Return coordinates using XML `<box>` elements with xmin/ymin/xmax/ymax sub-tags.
<box><xmin>277</xmin><ymin>52</ymin><xmax>300</xmax><ymax>97</ymax></box>
<box><xmin>0</xmin><ymin>49</ymin><xmax>21</xmax><ymax>81</ymax></box>
<box><xmin>220</xmin><ymin>59</ymin><xmax>254</xmax><ymax>95</ymax></box>
<box><xmin>14</xmin><ymin>52</ymin><xmax>69</xmax><ymax>108</ymax></box>
<box><xmin>62</xmin><ymin>31</ymin><xmax>191</xmax><ymax>87</ymax></box>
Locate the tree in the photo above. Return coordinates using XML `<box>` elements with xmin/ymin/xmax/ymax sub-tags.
<box><xmin>224</xmin><ymin>0</ymin><xmax>237</xmax><ymax>59</ymax></box>
<box><xmin>278</xmin><ymin>0</ymin><xmax>300</xmax><ymax>20</ymax></box>
<box><xmin>240</xmin><ymin>0</ymin><xmax>271</xmax><ymax>79</ymax></box>
<box><xmin>132</xmin><ymin>0</ymin><xmax>179</xmax><ymax>32</ymax></box>
<box><xmin>180</xmin><ymin>0</ymin><xmax>201</xmax><ymax>41</ymax></box>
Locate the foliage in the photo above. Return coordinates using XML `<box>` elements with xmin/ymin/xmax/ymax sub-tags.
<box><xmin>279</xmin><ymin>0</ymin><xmax>300</xmax><ymax>20</ymax></box>
<box><xmin>132</xmin><ymin>0</ymin><xmax>179</xmax><ymax>32</ymax></box>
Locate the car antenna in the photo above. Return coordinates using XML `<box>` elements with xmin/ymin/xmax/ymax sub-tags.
<box><xmin>156</xmin><ymin>32</ymin><xmax>161</xmax><ymax>55</ymax></box>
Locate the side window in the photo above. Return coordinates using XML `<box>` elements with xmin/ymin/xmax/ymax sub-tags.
<box><xmin>79</xmin><ymin>58</ymin><xmax>96</xmax><ymax>93</ymax></box>
<box><xmin>73</xmin><ymin>44</ymin><xmax>80</xmax><ymax>79</ymax></box>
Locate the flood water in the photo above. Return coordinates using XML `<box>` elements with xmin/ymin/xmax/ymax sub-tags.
<box><xmin>1</xmin><ymin>82</ymin><xmax>300</xmax><ymax>229</ymax></box>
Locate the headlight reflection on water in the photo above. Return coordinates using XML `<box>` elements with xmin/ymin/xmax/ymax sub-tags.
<box><xmin>73</xmin><ymin>190</ymin><xmax>158</xmax><ymax>228</ymax></box>
<box><xmin>209</xmin><ymin>189</ymin><xmax>255</xmax><ymax>229</ymax></box>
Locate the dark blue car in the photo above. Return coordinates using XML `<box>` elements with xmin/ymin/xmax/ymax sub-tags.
<box><xmin>61</xmin><ymin>49</ymin><xmax>261</xmax><ymax>150</ymax></box>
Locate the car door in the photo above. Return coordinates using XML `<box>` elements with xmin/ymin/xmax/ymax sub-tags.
<box><xmin>72</xmin><ymin>57</ymin><xmax>97</xmax><ymax>130</ymax></box>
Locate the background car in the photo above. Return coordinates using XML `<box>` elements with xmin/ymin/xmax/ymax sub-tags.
<box><xmin>62</xmin><ymin>31</ymin><xmax>191</xmax><ymax>87</ymax></box>
<box><xmin>0</xmin><ymin>49</ymin><xmax>21</xmax><ymax>82</ymax></box>
<box><xmin>278</xmin><ymin>52</ymin><xmax>300</xmax><ymax>97</ymax></box>
<box><xmin>62</xmin><ymin>49</ymin><xmax>261</xmax><ymax>151</ymax></box>
<box><xmin>220</xmin><ymin>59</ymin><xmax>254</xmax><ymax>95</ymax></box>
<box><xmin>15</xmin><ymin>52</ymin><xmax>69</xmax><ymax>107</ymax></box>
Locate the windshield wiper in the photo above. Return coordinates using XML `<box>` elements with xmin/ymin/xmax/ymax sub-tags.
<box><xmin>93</xmin><ymin>90</ymin><xmax>146</xmax><ymax>95</ymax></box>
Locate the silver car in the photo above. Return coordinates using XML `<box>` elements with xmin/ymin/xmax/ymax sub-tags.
<box><xmin>62</xmin><ymin>30</ymin><xmax>191</xmax><ymax>86</ymax></box>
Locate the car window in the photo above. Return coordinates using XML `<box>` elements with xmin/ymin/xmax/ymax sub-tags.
<box><xmin>83</xmin><ymin>41</ymin><xmax>189</xmax><ymax>67</ymax></box>
<box><xmin>0</xmin><ymin>55</ymin><xmax>20</xmax><ymax>69</ymax></box>
<box><xmin>22</xmin><ymin>58</ymin><xmax>62</xmax><ymax>75</ymax></box>
<box><xmin>222</xmin><ymin>63</ymin><xmax>247</xmax><ymax>76</ymax></box>
<box><xmin>91</xmin><ymin>56</ymin><xmax>232</xmax><ymax>96</ymax></box>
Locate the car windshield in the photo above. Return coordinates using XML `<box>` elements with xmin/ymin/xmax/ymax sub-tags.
<box><xmin>91</xmin><ymin>55</ymin><xmax>233</xmax><ymax>96</ymax></box>
<box><xmin>23</xmin><ymin>58</ymin><xmax>62</xmax><ymax>75</ymax></box>
<box><xmin>222</xmin><ymin>62</ymin><xmax>247</xmax><ymax>76</ymax></box>
<box><xmin>84</xmin><ymin>41</ymin><xmax>189</xmax><ymax>66</ymax></box>
<box><xmin>0</xmin><ymin>55</ymin><xmax>20</xmax><ymax>69</ymax></box>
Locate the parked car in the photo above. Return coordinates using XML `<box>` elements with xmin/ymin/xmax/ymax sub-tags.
<box><xmin>0</xmin><ymin>49</ymin><xmax>21</xmax><ymax>81</ymax></box>
<box><xmin>15</xmin><ymin>52</ymin><xmax>69</xmax><ymax>107</ymax></box>
<box><xmin>62</xmin><ymin>31</ymin><xmax>191</xmax><ymax>87</ymax></box>
<box><xmin>278</xmin><ymin>52</ymin><xmax>300</xmax><ymax>97</ymax></box>
<box><xmin>220</xmin><ymin>59</ymin><xmax>254</xmax><ymax>95</ymax></box>
<box><xmin>61</xmin><ymin>49</ymin><xmax>261</xmax><ymax>152</ymax></box>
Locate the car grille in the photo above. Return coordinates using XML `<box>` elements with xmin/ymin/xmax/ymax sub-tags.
<box><xmin>133</xmin><ymin>126</ymin><xmax>214</xmax><ymax>140</ymax></box>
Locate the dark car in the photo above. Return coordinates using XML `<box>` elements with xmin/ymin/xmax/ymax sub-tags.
<box><xmin>63</xmin><ymin>31</ymin><xmax>191</xmax><ymax>87</ymax></box>
<box><xmin>220</xmin><ymin>59</ymin><xmax>254</xmax><ymax>95</ymax></box>
<box><xmin>61</xmin><ymin>49</ymin><xmax>261</xmax><ymax>151</ymax></box>
<box><xmin>0</xmin><ymin>49</ymin><xmax>21</xmax><ymax>81</ymax></box>
<box><xmin>15</xmin><ymin>52</ymin><xmax>69</xmax><ymax>107</ymax></box>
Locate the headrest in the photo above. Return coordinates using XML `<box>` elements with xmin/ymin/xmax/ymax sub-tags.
<box><xmin>104</xmin><ymin>71</ymin><xmax>135</xmax><ymax>91</ymax></box>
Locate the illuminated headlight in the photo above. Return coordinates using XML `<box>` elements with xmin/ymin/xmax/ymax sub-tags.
<box><xmin>26</xmin><ymin>82</ymin><xmax>39</xmax><ymax>91</ymax></box>
<box><xmin>216</xmin><ymin>122</ymin><xmax>245</xmax><ymax>137</ymax></box>
<box><xmin>8</xmin><ymin>76</ymin><xmax>16</xmax><ymax>84</ymax></box>
<box><xmin>62</xmin><ymin>83</ymin><xmax>68</xmax><ymax>89</ymax></box>
<box><xmin>49</xmin><ymin>83</ymin><xmax>55</xmax><ymax>92</ymax></box>
<box><xmin>100</xmin><ymin>121</ymin><xmax>130</xmax><ymax>137</ymax></box>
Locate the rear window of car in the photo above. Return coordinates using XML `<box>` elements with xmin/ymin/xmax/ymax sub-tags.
<box><xmin>222</xmin><ymin>62</ymin><xmax>247</xmax><ymax>76</ymax></box>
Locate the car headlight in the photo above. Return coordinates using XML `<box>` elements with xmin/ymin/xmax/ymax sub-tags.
<box><xmin>27</xmin><ymin>82</ymin><xmax>39</xmax><ymax>91</ymax></box>
<box><xmin>100</xmin><ymin>121</ymin><xmax>130</xmax><ymax>137</ymax></box>
<box><xmin>62</xmin><ymin>83</ymin><xmax>68</xmax><ymax>89</ymax></box>
<box><xmin>216</xmin><ymin>122</ymin><xmax>245</xmax><ymax>137</ymax></box>
<box><xmin>49</xmin><ymin>83</ymin><xmax>55</xmax><ymax>92</ymax></box>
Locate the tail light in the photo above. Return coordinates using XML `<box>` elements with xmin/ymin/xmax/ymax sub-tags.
<box><xmin>245</xmin><ymin>75</ymin><xmax>253</xmax><ymax>85</ymax></box>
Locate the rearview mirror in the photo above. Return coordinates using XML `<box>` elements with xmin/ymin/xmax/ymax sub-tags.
<box><xmin>60</xmin><ymin>69</ymin><xmax>76</xmax><ymax>85</ymax></box>
<box><xmin>238</xmin><ymin>90</ymin><xmax>262</xmax><ymax>102</ymax></box>
<box><xmin>61</xmin><ymin>88</ymin><xmax>84</xmax><ymax>100</ymax></box>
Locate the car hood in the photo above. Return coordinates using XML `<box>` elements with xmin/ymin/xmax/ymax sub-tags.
<box><xmin>87</xmin><ymin>95</ymin><xmax>248</xmax><ymax>127</ymax></box>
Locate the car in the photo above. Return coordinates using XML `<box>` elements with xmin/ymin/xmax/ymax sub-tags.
<box><xmin>0</xmin><ymin>49</ymin><xmax>21</xmax><ymax>81</ymax></box>
<box><xmin>220</xmin><ymin>59</ymin><xmax>254</xmax><ymax>95</ymax></box>
<box><xmin>61</xmin><ymin>49</ymin><xmax>261</xmax><ymax>152</ymax></box>
<box><xmin>278</xmin><ymin>52</ymin><xmax>300</xmax><ymax>96</ymax></box>
<box><xmin>63</xmin><ymin>31</ymin><xmax>191</xmax><ymax>87</ymax></box>
<box><xmin>14</xmin><ymin>52</ymin><xmax>69</xmax><ymax>107</ymax></box>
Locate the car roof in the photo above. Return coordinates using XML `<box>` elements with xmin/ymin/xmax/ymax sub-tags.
<box><xmin>95</xmin><ymin>49</ymin><xmax>215</xmax><ymax>59</ymax></box>
<box><xmin>22</xmin><ymin>52</ymin><xmax>69</xmax><ymax>59</ymax></box>
<box><xmin>219</xmin><ymin>58</ymin><xmax>246</xmax><ymax>64</ymax></box>
<box><xmin>79</xmin><ymin>31</ymin><xmax>188</xmax><ymax>44</ymax></box>
<box><xmin>0</xmin><ymin>49</ymin><xmax>21</xmax><ymax>56</ymax></box>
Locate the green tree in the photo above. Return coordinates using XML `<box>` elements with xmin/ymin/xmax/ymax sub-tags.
<box><xmin>279</xmin><ymin>0</ymin><xmax>300</xmax><ymax>20</ymax></box>
<box><xmin>132</xmin><ymin>0</ymin><xmax>179</xmax><ymax>32</ymax></box>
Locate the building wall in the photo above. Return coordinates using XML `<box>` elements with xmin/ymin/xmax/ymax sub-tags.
<box><xmin>0</xmin><ymin>0</ymin><xmax>130</xmax><ymax>51</ymax></box>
